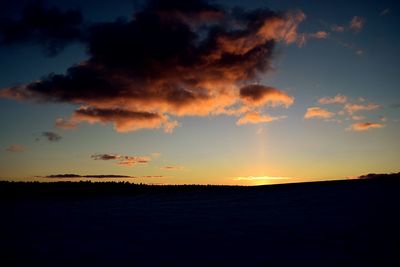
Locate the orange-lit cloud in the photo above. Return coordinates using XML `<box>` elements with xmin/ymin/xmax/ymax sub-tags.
<box><xmin>318</xmin><ymin>94</ymin><xmax>348</xmax><ymax>104</ymax></box>
<box><xmin>349</xmin><ymin>16</ymin><xmax>365</xmax><ymax>32</ymax></box>
<box><xmin>237</xmin><ymin>112</ymin><xmax>285</xmax><ymax>125</ymax></box>
<box><xmin>304</xmin><ymin>107</ymin><xmax>334</xmax><ymax>119</ymax></box>
<box><xmin>63</xmin><ymin>107</ymin><xmax>178</xmax><ymax>133</ymax></box>
<box><xmin>347</xmin><ymin>122</ymin><xmax>385</xmax><ymax>131</ymax></box>
<box><xmin>118</xmin><ymin>156</ymin><xmax>151</xmax><ymax>167</ymax></box>
<box><xmin>351</xmin><ymin>115</ymin><xmax>365</xmax><ymax>121</ymax></box>
<box><xmin>5</xmin><ymin>144</ymin><xmax>26</xmax><ymax>152</ymax></box>
<box><xmin>344</xmin><ymin>103</ymin><xmax>380</xmax><ymax>114</ymax></box>
<box><xmin>296</xmin><ymin>30</ymin><xmax>328</xmax><ymax>47</ymax></box>
<box><xmin>0</xmin><ymin>1</ymin><xmax>302</xmax><ymax>133</ymax></box>
<box><xmin>332</xmin><ymin>25</ymin><xmax>345</xmax><ymax>32</ymax></box>
<box><xmin>91</xmin><ymin>153</ymin><xmax>151</xmax><ymax>167</ymax></box>
<box><xmin>239</xmin><ymin>85</ymin><xmax>294</xmax><ymax>108</ymax></box>
<box><xmin>310</xmin><ymin>31</ymin><xmax>328</xmax><ymax>39</ymax></box>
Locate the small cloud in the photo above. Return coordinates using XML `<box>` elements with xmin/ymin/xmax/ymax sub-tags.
<box><xmin>297</xmin><ymin>33</ymin><xmax>307</xmax><ymax>47</ymax></box>
<box><xmin>5</xmin><ymin>144</ymin><xmax>26</xmax><ymax>152</ymax></box>
<box><xmin>161</xmin><ymin>165</ymin><xmax>183</xmax><ymax>171</ymax></box>
<box><xmin>41</xmin><ymin>174</ymin><xmax>166</xmax><ymax>179</ymax></box>
<box><xmin>118</xmin><ymin>156</ymin><xmax>151</xmax><ymax>167</ymax></box>
<box><xmin>41</xmin><ymin>131</ymin><xmax>62</xmax><ymax>142</ymax></box>
<box><xmin>380</xmin><ymin>8</ymin><xmax>390</xmax><ymax>16</ymax></box>
<box><xmin>310</xmin><ymin>31</ymin><xmax>328</xmax><ymax>39</ymax></box>
<box><xmin>91</xmin><ymin>153</ymin><xmax>151</xmax><ymax>167</ymax></box>
<box><xmin>296</xmin><ymin>31</ymin><xmax>328</xmax><ymax>48</ymax></box>
<box><xmin>237</xmin><ymin>112</ymin><xmax>285</xmax><ymax>125</ymax></box>
<box><xmin>304</xmin><ymin>107</ymin><xmax>334</xmax><ymax>119</ymax></box>
<box><xmin>379</xmin><ymin>116</ymin><xmax>387</xmax><ymax>122</ymax></box>
<box><xmin>318</xmin><ymin>94</ymin><xmax>348</xmax><ymax>105</ymax></box>
<box><xmin>347</xmin><ymin>122</ymin><xmax>385</xmax><ymax>131</ymax></box>
<box><xmin>332</xmin><ymin>25</ymin><xmax>345</xmax><ymax>32</ymax></box>
<box><xmin>344</xmin><ymin>103</ymin><xmax>380</xmax><ymax>114</ymax></box>
<box><xmin>349</xmin><ymin>16</ymin><xmax>365</xmax><ymax>32</ymax></box>
<box><xmin>351</xmin><ymin>115</ymin><xmax>365</xmax><ymax>121</ymax></box>
<box><xmin>91</xmin><ymin>153</ymin><xmax>119</xmax><ymax>160</ymax></box>
<box><xmin>43</xmin><ymin>174</ymin><xmax>136</xmax><ymax>178</ymax></box>
<box><xmin>256</xmin><ymin>126</ymin><xmax>264</xmax><ymax>135</ymax></box>
<box><xmin>355</xmin><ymin>49</ymin><xmax>363</xmax><ymax>56</ymax></box>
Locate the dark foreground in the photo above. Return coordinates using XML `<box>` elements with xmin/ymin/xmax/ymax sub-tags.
<box><xmin>1</xmin><ymin>178</ymin><xmax>399</xmax><ymax>267</ymax></box>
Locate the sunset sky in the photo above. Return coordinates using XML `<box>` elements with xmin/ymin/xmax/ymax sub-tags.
<box><xmin>1</xmin><ymin>0</ymin><xmax>399</xmax><ymax>185</ymax></box>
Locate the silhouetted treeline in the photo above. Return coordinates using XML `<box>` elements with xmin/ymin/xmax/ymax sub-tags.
<box><xmin>0</xmin><ymin>181</ymin><xmax>244</xmax><ymax>199</ymax></box>
<box><xmin>0</xmin><ymin>172</ymin><xmax>399</xmax><ymax>199</ymax></box>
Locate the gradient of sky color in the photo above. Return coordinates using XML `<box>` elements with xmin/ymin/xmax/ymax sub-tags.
<box><xmin>1</xmin><ymin>0</ymin><xmax>399</xmax><ymax>185</ymax></box>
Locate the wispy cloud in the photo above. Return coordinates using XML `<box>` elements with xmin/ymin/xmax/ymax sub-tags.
<box><xmin>351</xmin><ymin>115</ymin><xmax>365</xmax><ymax>121</ymax></box>
<box><xmin>304</xmin><ymin>107</ymin><xmax>334</xmax><ymax>119</ymax></box>
<box><xmin>237</xmin><ymin>112</ymin><xmax>285</xmax><ymax>125</ymax></box>
<box><xmin>43</xmin><ymin>174</ymin><xmax>135</xmax><ymax>178</ymax></box>
<box><xmin>310</xmin><ymin>31</ymin><xmax>329</xmax><ymax>39</ymax></box>
<box><xmin>349</xmin><ymin>16</ymin><xmax>365</xmax><ymax>32</ymax></box>
<box><xmin>296</xmin><ymin>31</ymin><xmax>329</xmax><ymax>47</ymax></box>
<box><xmin>347</xmin><ymin>122</ymin><xmax>385</xmax><ymax>131</ymax></box>
<box><xmin>41</xmin><ymin>174</ymin><xmax>165</xmax><ymax>179</ymax></box>
<box><xmin>5</xmin><ymin>144</ymin><xmax>26</xmax><ymax>152</ymax></box>
<box><xmin>380</xmin><ymin>8</ymin><xmax>390</xmax><ymax>16</ymax></box>
<box><xmin>331</xmin><ymin>25</ymin><xmax>345</xmax><ymax>32</ymax></box>
<box><xmin>318</xmin><ymin>94</ymin><xmax>348</xmax><ymax>105</ymax></box>
<box><xmin>161</xmin><ymin>166</ymin><xmax>183</xmax><ymax>171</ymax></box>
<box><xmin>91</xmin><ymin>153</ymin><xmax>151</xmax><ymax>167</ymax></box>
<box><xmin>343</xmin><ymin>103</ymin><xmax>380</xmax><ymax>114</ymax></box>
<box><xmin>40</xmin><ymin>131</ymin><xmax>62</xmax><ymax>142</ymax></box>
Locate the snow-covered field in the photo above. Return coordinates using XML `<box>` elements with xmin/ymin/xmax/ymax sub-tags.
<box><xmin>1</xmin><ymin>178</ymin><xmax>399</xmax><ymax>267</ymax></box>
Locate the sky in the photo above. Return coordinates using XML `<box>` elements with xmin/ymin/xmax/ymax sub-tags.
<box><xmin>0</xmin><ymin>0</ymin><xmax>399</xmax><ymax>185</ymax></box>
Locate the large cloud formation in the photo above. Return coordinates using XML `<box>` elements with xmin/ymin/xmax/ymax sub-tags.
<box><xmin>0</xmin><ymin>2</ymin><xmax>83</xmax><ymax>56</ymax></box>
<box><xmin>0</xmin><ymin>0</ymin><xmax>302</xmax><ymax>132</ymax></box>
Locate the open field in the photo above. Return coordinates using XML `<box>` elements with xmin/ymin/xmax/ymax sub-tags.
<box><xmin>1</xmin><ymin>177</ymin><xmax>399</xmax><ymax>267</ymax></box>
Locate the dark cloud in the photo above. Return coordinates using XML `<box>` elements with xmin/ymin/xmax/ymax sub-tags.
<box><xmin>0</xmin><ymin>2</ymin><xmax>83</xmax><ymax>56</ymax></box>
<box><xmin>91</xmin><ymin>153</ymin><xmax>120</xmax><ymax>160</ymax></box>
<box><xmin>1</xmin><ymin>0</ymin><xmax>303</xmax><ymax>131</ymax></box>
<box><xmin>239</xmin><ymin>84</ymin><xmax>293</xmax><ymax>107</ymax></box>
<box><xmin>91</xmin><ymin>153</ymin><xmax>151</xmax><ymax>167</ymax></box>
<box><xmin>161</xmin><ymin>165</ymin><xmax>183</xmax><ymax>170</ymax></box>
<box><xmin>41</xmin><ymin>131</ymin><xmax>62</xmax><ymax>142</ymax></box>
<box><xmin>44</xmin><ymin>174</ymin><xmax>136</xmax><ymax>178</ymax></box>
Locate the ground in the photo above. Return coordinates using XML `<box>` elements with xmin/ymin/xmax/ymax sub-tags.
<box><xmin>0</xmin><ymin>178</ymin><xmax>399</xmax><ymax>267</ymax></box>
